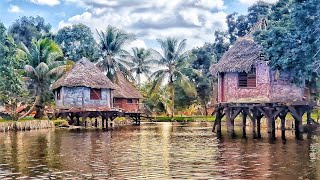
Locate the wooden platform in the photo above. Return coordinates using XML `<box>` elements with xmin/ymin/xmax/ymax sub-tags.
<box><xmin>54</xmin><ymin>107</ymin><xmax>143</xmax><ymax>127</ymax></box>
<box><xmin>212</xmin><ymin>101</ymin><xmax>317</xmax><ymax>140</ymax></box>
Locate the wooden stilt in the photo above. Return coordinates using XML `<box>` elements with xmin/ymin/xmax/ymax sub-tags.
<box><xmin>242</xmin><ymin>110</ymin><xmax>247</xmax><ymax>138</ymax></box>
<box><xmin>214</xmin><ymin>108</ymin><xmax>222</xmax><ymax>138</ymax></box>
<box><xmin>95</xmin><ymin>118</ymin><xmax>98</xmax><ymax>128</ymax></box>
<box><xmin>279</xmin><ymin>112</ymin><xmax>286</xmax><ymax>141</ymax></box>
<box><xmin>102</xmin><ymin>116</ymin><xmax>105</xmax><ymax>129</ymax></box>
<box><xmin>225</xmin><ymin>108</ymin><xmax>235</xmax><ymax>137</ymax></box>
<box><xmin>307</xmin><ymin>110</ymin><xmax>312</xmax><ymax>125</ymax></box>
<box><xmin>252</xmin><ymin>114</ymin><xmax>257</xmax><ymax>139</ymax></box>
<box><xmin>257</xmin><ymin>114</ymin><xmax>262</xmax><ymax>139</ymax></box>
<box><xmin>271</xmin><ymin>117</ymin><xmax>276</xmax><ymax>140</ymax></box>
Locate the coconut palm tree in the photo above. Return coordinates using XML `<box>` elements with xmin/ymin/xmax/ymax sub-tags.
<box><xmin>127</xmin><ymin>47</ymin><xmax>158</xmax><ymax>85</ymax></box>
<box><xmin>96</xmin><ymin>25</ymin><xmax>136</xmax><ymax>80</ymax></box>
<box><xmin>19</xmin><ymin>38</ymin><xmax>65</xmax><ymax>119</ymax></box>
<box><xmin>150</xmin><ymin>37</ymin><xmax>196</xmax><ymax>117</ymax></box>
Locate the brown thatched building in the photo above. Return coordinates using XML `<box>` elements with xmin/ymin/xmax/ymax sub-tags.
<box><xmin>52</xmin><ymin>58</ymin><xmax>117</xmax><ymax>109</ymax></box>
<box><xmin>210</xmin><ymin>36</ymin><xmax>308</xmax><ymax>103</ymax></box>
<box><xmin>113</xmin><ymin>71</ymin><xmax>143</xmax><ymax>112</ymax></box>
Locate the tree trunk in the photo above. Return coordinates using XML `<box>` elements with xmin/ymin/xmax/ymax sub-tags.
<box><xmin>170</xmin><ymin>82</ymin><xmax>175</xmax><ymax>118</ymax></box>
<box><xmin>18</xmin><ymin>96</ymin><xmax>40</xmax><ymax>120</ymax></box>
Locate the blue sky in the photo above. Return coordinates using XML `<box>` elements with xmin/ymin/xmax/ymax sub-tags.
<box><xmin>0</xmin><ymin>0</ymin><xmax>277</xmax><ymax>49</ymax></box>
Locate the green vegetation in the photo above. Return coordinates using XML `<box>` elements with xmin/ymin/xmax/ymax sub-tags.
<box><xmin>0</xmin><ymin>0</ymin><xmax>319</xmax><ymax>119</ymax></box>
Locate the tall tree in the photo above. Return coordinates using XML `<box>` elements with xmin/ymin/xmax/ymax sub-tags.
<box><xmin>96</xmin><ymin>25</ymin><xmax>136</xmax><ymax>80</ymax></box>
<box><xmin>255</xmin><ymin>0</ymin><xmax>320</xmax><ymax>83</ymax></box>
<box><xmin>0</xmin><ymin>23</ymin><xmax>27</xmax><ymax>120</ymax></box>
<box><xmin>55</xmin><ymin>24</ymin><xmax>98</xmax><ymax>62</ymax></box>
<box><xmin>190</xmin><ymin>44</ymin><xmax>216</xmax><ymax>115</ymax></box>
<box><xmin>212</xmin><ymin>31</ymin><xmax>229</xmax><ymax>61</ymax></box>
<box><xmin>226</xmin><ymin>1</ymin><xmax>272</xmax><ymax>43</ymax></box>
<box><xmin>19</xmin><ymin>38</ymin><xmax>65</xmax><ymax>119</ymax></box>
<box><xmin>151</xmin><ymin>37</ymin><xmax>196</xmax><ymax>117</ymax></box>
<box><xmin>127</xmin><ymin>47</ymin><xmax>157</xmax><ymax>85</ymax></box>
<box><xmin>8</xmin><ymin>16</ymin><xmax>51</xmax><ymax>48</ymax></box>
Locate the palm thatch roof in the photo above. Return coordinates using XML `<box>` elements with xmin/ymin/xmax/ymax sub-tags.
<box><xmin>113</xmin><ymin>71</ymin><xmax>143</xmax><ymax>99</ymax></box>
<box><xmin>52</xmin><ymin>58</ymin><xmax>117</xmax><ymax>90</ymax></box>
<box><xmin>210</xmin><ymin>37</ymin><xmax>265</xmax><ymax>75</ymax></box>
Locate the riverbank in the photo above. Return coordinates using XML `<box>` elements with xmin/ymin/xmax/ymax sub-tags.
<box><xmin>0</xmin><ymin>120</ymin><xmax>54</xmax><ymax>132</ymax></box>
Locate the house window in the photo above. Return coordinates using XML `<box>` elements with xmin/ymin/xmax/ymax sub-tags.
<box><xmin>56</xmin><ymin>88</ymin><xmax>61</xmax><ymax>100</ymax></box>
<box><xmin>90</xmin><ymin>88</ymin><xmax>102</xmax><ymax>100</ymax></box>
<box><xmin>238</xmin><ymin>67</ymin><xmax>256</xmax><ymax>87</ymax></box>
<box><xmin>127</xmin><ymin>99</ymin><xmax>133</xmax><ymax>103</ymax></box>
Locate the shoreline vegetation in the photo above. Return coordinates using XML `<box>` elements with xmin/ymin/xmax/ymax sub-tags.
<box><xmin>0</xmin><ymin>112</ymin><xmax>319</xmax><ymax>132</ymax></box>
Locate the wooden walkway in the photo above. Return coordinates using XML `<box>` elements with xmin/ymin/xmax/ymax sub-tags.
<box><xmin>212</xmin><ymin>101</ymin><xmax>317</xmax><ymax>140</ymax></box>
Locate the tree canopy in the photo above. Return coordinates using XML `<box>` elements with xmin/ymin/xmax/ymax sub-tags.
<box><xmin>254</xmin><ymin>0</ymin><xmax>320</xmax><ymax>83</ymax></box>
<box><xmin>55</xmin><ymin>24</ymin><xmax>98</xmax><ymax>62</ymax></box>
<box><xmin>8</xmin><ymin>16</ymin><xmax>51</xmax><ymax>48</ymax></box>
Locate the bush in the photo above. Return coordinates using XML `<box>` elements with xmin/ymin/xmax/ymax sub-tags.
<box><xmin>53</xmin><ymin>119</ymin><xmax>69</xmax><ymax>127</ymax></box>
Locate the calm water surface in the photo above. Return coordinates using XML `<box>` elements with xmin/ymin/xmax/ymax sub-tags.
<box><xmin>0</xmin><ymin>122</ymin><xmax>320</xmax><ymax>179</ymax></box>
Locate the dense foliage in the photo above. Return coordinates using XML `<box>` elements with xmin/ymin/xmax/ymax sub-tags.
<box><xmin>0</xmin><ymin>0</ymin><xmax>318</xmax><ymax>118</ymax></box>
<box><xmin>254</xmin><ymin>0</ymin><xmax>320</xmax><ymax>83</ymax></box>
<box><xmin>55</xmin><ymin>24</ymin><xmax>98</xmax><ymax>62</ymax></box>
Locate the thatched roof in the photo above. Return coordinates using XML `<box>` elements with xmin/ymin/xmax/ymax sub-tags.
<box><xmin>52</xmin><ymin>58</ymin><xmax>117</xmax><ymax>90</ymax></box>
<box><xmin>113</xmin><ymin>71</ymin><xmax>143</xmax><ymax>99</ymax></box>
<box><xmin>210</xmin><ymin>38</ymin><xmax>265</xmax><ymax>75</ymax></box>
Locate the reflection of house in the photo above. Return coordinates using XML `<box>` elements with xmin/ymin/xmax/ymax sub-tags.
<box><xmin>51</xmin><ymin>58</ymin><xmax>117</xmax><ymax>109</ymax></box>
<box><xmin>113</xmin><ymin>71</ymin><xmax>143</xmax><ymax>112</ymax></box>
<box><xmin>210</xmin><ymin>37</ymin><xmax>309</xmax><ymax>103</ymax></box>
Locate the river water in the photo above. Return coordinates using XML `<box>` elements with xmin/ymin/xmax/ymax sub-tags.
<box><xmin>0</xmin><ymin>122</ymin><xmax>319</xmax><ymax>179</ymax></box>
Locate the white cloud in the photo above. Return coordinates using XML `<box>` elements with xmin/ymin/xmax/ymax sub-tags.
<box><xmin>59</xmin><ymin>0</ymin><xmax>228</xmax><ymax>50</ymax></box>
<box><xmin>8</xmin><ymin>5</ymin><xmax>22</xmax><ymax>13</ymax></box>
<box><xmin>29</xmin><ymin>0</ymin><xmax>60</xmax><ymax>6</ymax></box>
<box><xmin>239</xmin><ymin>0</ymin><xmax>278</xmax><ymax>5</ymax></box>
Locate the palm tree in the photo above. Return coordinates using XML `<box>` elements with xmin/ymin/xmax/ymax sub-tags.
<box><xmin>150</xmin><ymin>37</ymin><xmax>196</xmax><ymax>117</ymax></box>
<box><xmin>96</xmin><ymin>25</ymin><xmax>136</xmax><ymax>80</ymax></box>
<box><xmin>19</xmin><ymin>38</ymin><xmax>65</xmax><ymax>119</ymax></box>
<box><xmin>127</xmin><ymin>47</ymin><xmax>157</xmax><ymax>85</ymax></box>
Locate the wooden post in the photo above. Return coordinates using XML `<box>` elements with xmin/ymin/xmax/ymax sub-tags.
<box><xmin>225</xmin><ymin>108</ymin><xmax>235</xmax><ymax>137</ymax></box>
<box><xmin>95</xmin><ymin>118</ymin><xmax>98</xmax><ymax>128</ymax></box>
<box><xmin>252</xmin><ymin>111</ymin><xmax>257</xmax><ymax>139</ymax></box>
<box><xmin>242</xmin><ymin>110</ymin><xmax>247</xmax><ymax>138</ymax></box>
<box><xmin>76</xmin><ymin>116</ymin><xmax>80</xmax><ymax>126</ymax></box>
<box><xmin>217</xmin><ymin>110</ymin><xmax>222</xmax><ymax>138</ymax></box>
<box><xmin>257</xmin><ymin>115</ymin><xmax>262</xmax><ymax>139</ymax></box>
<box><xmin>292</xmin><ymin>107</ymin><xmax>303</xmax><ymax>140</ymax></box>
<box><xmin>102</xmin><ymin>115</ymin><xmax>105</xmax><ymax>129</ymax></box>
<box><xmin>271</xmin><ymin>117</ymin><xmax>276</xmax><ymax>140</ymax></box>
<box><xmin>279</xmin><ymin>114</ymin><xmax>286</xmax><ymax>141</ymax></box>
<box><xmin>307</xmin><ymin>110</ymin><xmax>312</xmax><ymax>125</ymax></box>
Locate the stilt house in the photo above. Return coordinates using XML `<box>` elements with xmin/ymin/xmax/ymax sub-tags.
<box><xmin>210</xmin><ymin>37</ymin><xmax>311</xmax><ymax>103</ymax></box>
<box><xmin>52</xmin><ymin>58</ymin><xmax>117</xmax><ymax>110</ymax></box>
<box><xmin>113</xmin><ymin>71</ymin><xmax>143</xmax><ymax>112</ymax></box>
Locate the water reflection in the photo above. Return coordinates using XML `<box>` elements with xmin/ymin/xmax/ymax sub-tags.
<box><xmin>0</xmin><ymin>122</ymin><xmax>319</xmax><ymax>179</ymax></box>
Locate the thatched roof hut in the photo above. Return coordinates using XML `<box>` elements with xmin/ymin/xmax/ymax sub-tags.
<box><xmin>52</xmin><ymin>58</ymin><xmax>117</xmax><ymax>90</ymax></box>
<box><xmin>113</xmin><ymin>71</ymin><xmax>143</xmax><ymax>99</ymax></box>
<box><xmin>210</xmin><ymin>38</ymin><xmax>265</xmax><ymax>75</ymax></box>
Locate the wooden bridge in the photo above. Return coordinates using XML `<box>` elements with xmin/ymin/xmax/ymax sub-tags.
<box><xmin>212</xmin><ymin>101</ymin><xmax>318</xmax><ymax>140</ymax></box>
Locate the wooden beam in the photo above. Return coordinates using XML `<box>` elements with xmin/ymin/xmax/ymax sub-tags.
<box><xmin>273</xmin><ymin>107</ymin><xmax>287</xmax><ymax>119</ymax></box>
<box><xmin>288</xmin><ymin>106</ymin><xmax>300</xmax><ymax>120</ymax></box>
<box><xmin>231</xmin><ymin>108</ymin><xmax>242</xmax><ymax>120</ymax></box>
<box><xmin>257</xmin><ymin>107</ymin><xmax>269</xmax><ymax>118</ymax></box>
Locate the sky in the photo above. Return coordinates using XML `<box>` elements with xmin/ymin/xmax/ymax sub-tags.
<box><xmin>0</xmin><ymin>0</ymin><xmax>278</xmax><ymax>50</ymax></box>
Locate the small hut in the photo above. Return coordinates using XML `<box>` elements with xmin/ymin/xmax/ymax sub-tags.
<box><xmin>52</xmin><ymin>58</ymin><xmax>117</xmax><ymax>109</ymax></box>
<box><xmin>113</xmin><ymin>71</ymin><xmax>143</xmax><ymax>112</ymax></box>
<box><xmin>210</xmin><ymin>37</ymin><xmax>309</xmax><ymax>103</ymax></box>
